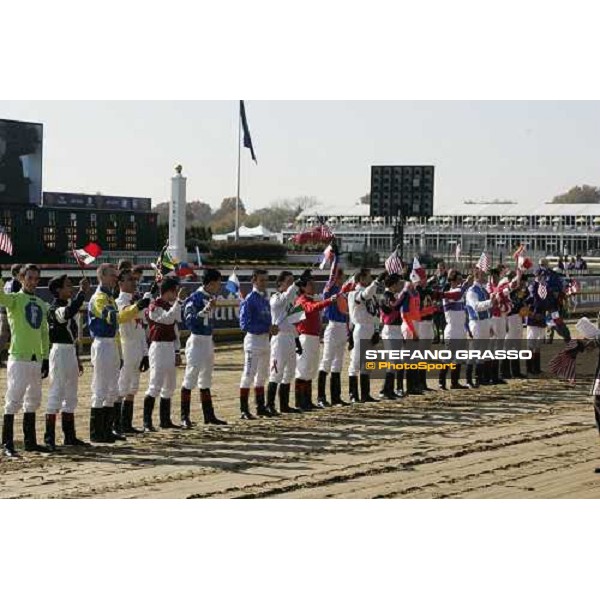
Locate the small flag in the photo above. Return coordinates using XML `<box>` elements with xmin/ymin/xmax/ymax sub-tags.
<box><xmin>538</xmin><ymin>282</ymin><xmax>548</xmax><ymax>299</ymax></box>
<box><xmin>0</xmin><ymin>227</ymin><xmax>13</xmax><ymax>256</ymax></box>
<box><xmin>455</xmin><ymin>242</ymin><xmax>461</xmax><ymax>262</ymax></box>
<box><xmin>177</xmin><ymin>262</ymin><xmax>195</xmax><ymax>278</ymax></box>
<box><xmin>240</xmin><ymin>100</ymin><xmax>257</xmax><ymax>163</ymax></box>
<box><xmin>512</xmin><ymin>244</ymin><xmax>525</xmax><ymax>261</ymax></box>
<box><xmin>319</xmin><ymin>244</ymin><xmax>335</xmax><ymax>270</ymax></box>
<box><xmin>151</xmin><ymin>246</ymin><xmax>179</xmax><ymax>280</ymax></box>
<box><xmin>412</xmin><ymin>256</ymin><xmax>426</xmax><ymax>281</ymax></box>
<box><xmin>195</xmin><ymin>246</ymin><xmax>203</xmax><ymax>268</ymax></box>
<box><xmin>476</xmin><ymin>251</ymin><xmax>490</xmax><ymax>273</ymax></box>
<box><xmin>385</xmin><ymin>249</ymin><xmax>404</xmax><ymax>274</ymax></box>
<box><xmin>73</xmin><ymin>242</ymin><xmax>102</xmax><ymax>265</ymax></box>
<box><xmin>286</xmin><ymin>304</ymin><xmax>306</xmax><ymax>325</ymax></box>
<box><xmin>548</xmin><ymin>340</ymin><xmax>581</xmax><ymax>384</ymax></box>
<box><xmin>225</xmin><ymin>272</ymin><xmax>240</xmax><ymax>296</ymax></box>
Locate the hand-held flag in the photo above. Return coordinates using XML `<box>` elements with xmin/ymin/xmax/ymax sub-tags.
<box><xmin>73</xmin><ymin>242</ymin><xmax>102</xmax><ymax>266</ymax></box>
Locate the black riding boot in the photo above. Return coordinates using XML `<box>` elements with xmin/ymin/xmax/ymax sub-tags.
<box><xmin>349</xmin><ymin>375</ymin><xmax>360</xmax><ymax>403</ymax></box>
<box><xmin>466</xmin><ymin>364</ymin><xmax>477</xmax><ymax>388</ymax></box>
<box><xmin>90</xmin><ymin>408</ymin><xmax>108</xmax><ymax>442</ymax></box>
<box><xmin>303</xmin><ymin>380</ymin><xmax>318</xmax><ymax>411</ymax></box>
<box><xmin>159</xmin><ymin>397</ymin><xmax>179</xmax><ymax>428</ymax></box>
<box><xmin>266</xmin><ymin>382</ymin><xmax>280</xmax><ymax>417</ymax></box>
<box><xmin>450</xmin><ymin>364</ymin><xmax>468</xmax><ymax>389</ymax></box>
<box><xmin>380</xmin><ymin>372</ymin><xmax>397</xmax><ymax>399</ymax></box>
<box><xmin>438</xmin><ymin>369</ymin><xmax>448</xmax><ymax>390</ymax></box>
<box><xmin>475</xmin><ymin>363</ymin><xmax>485</xmax><ymax>388</ymax></box>
<box><xmin>533</xmin><ymin>352</ymin><xmax>542</xmax><ymax>375</ymax></box>
<box><xmin>201</xmin><ymin>389</ymin><xmax>227</xmax><ymax>425</ymax></box>
<box><xmin>501</xmin><ymin>359</ymin><xmax>512</xmax><ymax>380</ymax></box>
<box><xmin>330</xmin><ymin>372</ymin><xmax>349</xmax><ymax>406</ymax></box>
<box><xmin>61</xmin><ymin>412</ymin><xmax>88</xmax><ymax>446</ymax></box>
<box><xmin>240</xmin><ymin>394</ymin><xmax>256</xmax><ymax>420</ymax></box>
<box><xmin>395</xmin><ymin>371</ymin><xmax>405</xmax><ymax>398</ymax></box>
<box><xmin>280</xmin><ymin>382</ymin><xmax>300</xmax><ymax>413</ymax></box>
<box><xmin>180</xmin><ymin>388</ymin><xmax>193</xmax><ymax>429</ymax></box>
<box><xmin>23</xmin><ymin>412</ymin><xmax>50</xmax><ymax>452</ymax></box>
<box><xmin>44</xmin><ymin>414</ymin><xmax>57</xmax><ymax>451</ymax></box>
<box><xmin>511</xmin><ymin>358</ymin><xmax>526</xmax><ymax>379</ymax></box>
<box><xmin>2</xmin><ymin>413</ymin><xmax>18</xmax><ymax>457</ymax></box>
<box><xmin>316</xmin><ymin>371</ymin><xmax>329</xmax><ymax>408</ymax></box>
<box><xmin>113</xmin><ymin>401</ymin><xmax>125</xmax><ymax>437</ymax></box>
<box><xmin>255</xmin><ymin>388</ymin><xmax>271</xmax><ymax>418</ymax></box>
<box><xmin>121</xmin><ymin>399</ymin><xmax>143</xmax><ymax>434</ymax></box>
<box><xmin>143</xmin><ymin>395</ymin><xmax>157</xmax><ymax>432</ymax></box>
<box><xmin>103</xmin><ymin>407</ymin><xmax>121</xmax><ymax>442</ymax></box>
<box><xmin>360</xmin><ymin>374</ymin><xmax>378</xmax><ymax>402</ymax></box>
<box><xmin>294</xmin><ymin>380</ymin><xmax>305</xmax><ymax>411</ymax></box>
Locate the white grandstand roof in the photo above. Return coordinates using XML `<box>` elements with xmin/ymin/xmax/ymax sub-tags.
<box><xmin>298</xmin><ymin>201</ymin><xmax>600</xmax><ymax>218</ymax></box>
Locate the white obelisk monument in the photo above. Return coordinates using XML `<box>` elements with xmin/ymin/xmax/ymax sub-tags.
<box><xmin>168</xmin><ymin>165</ymin><xmax>186</xmax><ymax>262</ymax></box>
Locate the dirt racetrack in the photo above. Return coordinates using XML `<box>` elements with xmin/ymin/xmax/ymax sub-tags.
<box><xmin>1</xmin><ymin>340</ymin><xmax>600</xmax><ymax>499</ymax></box>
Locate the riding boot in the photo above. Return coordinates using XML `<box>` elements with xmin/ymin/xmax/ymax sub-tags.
<box><xmin>2</xmin><ymin>414</ymin><xmax>18</xmax><ymax>457</ymax></box>
<box><xmin>438</xmin><ymin>369</ymin><xmax>448</xmax><ymax>390</ymax></box>
<box><xmin>121</xmin><ymin>399</ymin><xmax>143</xmax><ymax>434</ymax></box>
<box><xmin>43</xmin><ymin>414</ymin><xmax>57</xmax><ymax>451</ymax></box>
<box><xmin>511</xmin><ymin>358</ymin><xmax>526</xmax><ymax>379</ymax></box>
<box><xmin>330</xmin><ymin>372</ymin><xmax>349</xmax><ymax>405</ymax></box>
<box><xmin>143</xmin><ymin>395</ymin><xmax>157</xmax><ymax>432</ymax></box>
<box><xmin>317</xmin><ymin>370</ymin><xmax>329</xmax><ymax>407</ymax></box>
<box><xmin>240</xmin><ymin>394</ymin><xmax>256</xmax><ymax>420</ymax></box>
<box><xmin>180</xmin><ymin>388</ymin><xmax>193</xmax><ymax>429</ymax></box>
<box><xmin>201</xmin><ymin>389</ymin><xmax>227</xmax><ymax>425</ymax></box>
<box><xmin>380</xmin><ymin>372</ymin><xmax>397</xmax><ymax>399</ymax></box>
<box><xmin>360</xmin><ymin>374</ymin><xmax>378</xmax><ymax>402</ymax></box>
<box><xmin>112</xmin><ymin>401</ymin><xmax>126</xmax><ymax>438</ymax></box>
<box><xmin>90</xmin><ymin>407</ymin><xmax>107</xmax><ymax>442</ymax></box>
<box><xmin>349</xmin><ymin>375</ymin><xmax>360</xmax><ymax>403</ymax></box>
<box><xmin>23</xmin><ymin>412</ymin><xmax>50</xmax><ymax>452</ymax></box>
<box><xmin>304</xmin><ymin>380</ymin><xmax>319</xmax><ymax>410</ymax></box>
<box><xmin>255</xmin><ymin>387</ymin><xmax>271</xmax><ymax>417</ymax></box>
<box><xmin>159</xmin><ymin>397</ymin><xmax>179</xmax><ymax>428</ymax></box>
<box><xmin>534</xmin><ymin>351</ymin><xmax>542</xmax><ymax>374</ymax></box>
<box><xmin>395</xmin><ymin>371</ymin><xmax>405</xmax><ymax>397</ymax></box>
<box><xmin>293</xmin><ymin>379</ymin><xmax>305</xmax><ymax>411</ymax></box>
<box><xmin>501</xmin><ymin>359</ymin><xmax>512</xmax><ymax>380</ymax></box>
<box><xmin>280</xmin><ymin>382</ymin><xmax>300</xmax><ymax>413</ymax></box>
<box><xmin>61</xmin><ymin>412</ymin><xmax>88</xmax><ymax>446</ymax></box>
<box><xmin>450</xmin><ymin>364</ymin><xmax>468</xmax><ymax>389</ymax></box>
<box><xmin>266</xmin><ymin>382</ymin><xmax>279</xmax><ymax>416</ymax></box>
<box><xmin>103</xmin><ymin>407</ymin><xmax>121</xmax><ymax>442</ymax></box>
<box><xmin>475</xmin><ymin>363</ymin><xmax>485</xmax><ymax>388</ymax></box>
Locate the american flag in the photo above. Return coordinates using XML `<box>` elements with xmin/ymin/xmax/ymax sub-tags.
<box><xmin>476</xmin><ymin>251</ymin><xmax>490</xmax><ymax>273</ymax></box>
<box><xmin>548</xmin><ymin>340</ymin><xmax>582</xmax><ymax>384</ymax></box>
<box><xmin>385</xmin><ymin>249</ymin><xmax>404</xmax><ymax>274</ymax></box>
<box><xmin>538</xmin><ymin>282</ymin><xmax>548</xmax><ymax>299</ymax></box>
<box><xmin>0</xmin><ymin>227</ymin><xmax>13</xmax><ymax>256</ymax></box>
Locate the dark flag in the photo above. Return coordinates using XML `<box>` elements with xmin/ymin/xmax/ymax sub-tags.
<box><xmin>240</xmin><ymin>100</ymin><xmax>257</xmax><ymax>163</ymax></box>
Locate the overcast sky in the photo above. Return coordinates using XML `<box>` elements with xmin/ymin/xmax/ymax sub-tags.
<box><xmin>1</xmin><ymin>100</ymin><xmax>598</xmax><ymax>212</ymax></box>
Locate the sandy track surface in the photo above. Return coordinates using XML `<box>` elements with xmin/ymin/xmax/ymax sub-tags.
<box><xmin>1</xmin><ymin>342</ymin><xmax>599</xmax><ymax>499</ymax></box>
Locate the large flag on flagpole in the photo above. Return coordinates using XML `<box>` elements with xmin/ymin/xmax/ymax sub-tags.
<box><xmin>240</xmin><ymin>101</ymin><xmax>257</xmax><ymax>163</ymax></box>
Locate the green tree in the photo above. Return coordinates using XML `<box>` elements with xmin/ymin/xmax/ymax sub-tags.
<box><xmin>552</xmin><ymin>185</ymin><xmax>600</xmax><ymax>204</ymax></box>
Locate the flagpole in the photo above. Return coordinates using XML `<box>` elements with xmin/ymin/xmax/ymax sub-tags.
<box><xmin>235</xmin><ymin>104</ymin><xmax>242</xmax><ymax>243</ymax></box>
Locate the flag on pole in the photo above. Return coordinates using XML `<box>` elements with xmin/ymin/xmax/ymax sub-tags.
<box><xmin>512</xmin><ymin>243</ymin><xmax>525</xmax><ymax>261</ymax></box>
<box><xmin>319</xmin><ymin>244</ymin><xmax>335</xmax><ymax>270</ymax></box>
<box><xmin>73</xmin><ymin>242</ymin><xmax>102</xmax><ymax>265</ymax></box>
<box><xmin>548</xmin><ymin>340</ymin><xmax>582</xmax><ymax>384</ymax></box>
<box><xmin>385</xmin><ymin>249</ymin><xmax>404</xmax><ymax>274</ymax></box>
<box><xmin>151</xmin><ymin>245</ymin><xmax>179</xmax><ymax>280</ymax></box>
<box><xmin>412</xmin><ymin>256</ymin><xmax>426</xmax><ymax>281</ymax></box>
<box><xmin>195</xmin><ymin>246</ymin><xmax>203</xmax><ymax>268</ymax></box>
<box><xmin>476</xmin><ymin>251</ymin><xmax>490</xmax><ymax>273</ymax></box>
<box><xmin>0</xmin><ymin>227</ymin><xmax>13</xmax><ymax>256</ymax></box>
<box><xmin>455</xmin><ymin>242</ymin><xmax>461</xmax><ymax>262</ymax></box>
<box><xmin>225</xmin><ymin>271</ymin><xmax>241</xmax><ymax>296</ymax></box>
<box><xmin>240</xmin><ymin>100</ymin><xmax>257</xmax><ymax>163</ymax></box>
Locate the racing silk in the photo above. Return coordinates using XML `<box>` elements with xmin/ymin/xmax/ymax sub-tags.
<box><xmin>148</xmin><ymin>297</ymin><xmax>182</xmax><ymax>342</ymax></box>
<box><xmin>487</xmin><ymin>281</ymin><xmax>512</xmax><ymax>317</ymax></box>
<box><xmin>0</xmin><ymin>288</ymin><xmax>49</xmax><ymax>361</ymax></box>
<box><xmin>526</xmin><ymin>281</ymin><xmax>551</xmax><ymax>327</ymax></box>
<box><xmin>270</xmin><ymin>284</ymin><xmax>299</xmax><ymax>335</ymax></box>
<box><xmin>465</xmin><ymin>282</ymin><xmax>492</xmax><ymax>321</ymax></box>
<box><xmin>348</xmin><ymin>280</ymin><xmax>380</xmax><ymax>327</ymax></box>
<box><xmin>88</xmin><ymin>285</ymin><xmax>139</xmax><ymax>338</ymax></box>
<box><xmin>418</xmin><ymin>286</ymin><xmax>438</xmax><ymax>322</ymax></box>
<box><xmin>239</xmin><ymin>288</ymin><xmax>271</xmax><ymax>335</ymax></box>
<box><xmin>48</xmin><ymin>291</ymin><xmax>86</xmax><ymax>346</ymax></box>
<box><xmin>183</xmin><ymin>287</ymin><xmax>216</xmax><ymax>336</ymax></box>
<box><xmin>442</xmin><ymin>282</ymin><xmax>468</xmax><ymax>314</ymax></box>
<box><xmin>380</xmin><ymin>288</ymin><xmax>404</xmax><ymax>326</ymax></box>
<box><xmin>116</xmin><ymin>292</ymin><xmax>148</xmax><ymax>355</ymax></box>
<box><xmin>323</xmin><ymin>284</ymin><xmax>347</xmax><ymax>323</ymax></box>
<box><xmin>295</xmin><ymin>293</ymin><xmax>333</xmax><ymax>337</ymax></box>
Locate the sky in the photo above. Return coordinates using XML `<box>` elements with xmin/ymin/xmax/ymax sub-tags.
<box><xmin>1</xmin><ymin>100</ymin><xmax>599</xmax><ymax>213</ymax></box>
